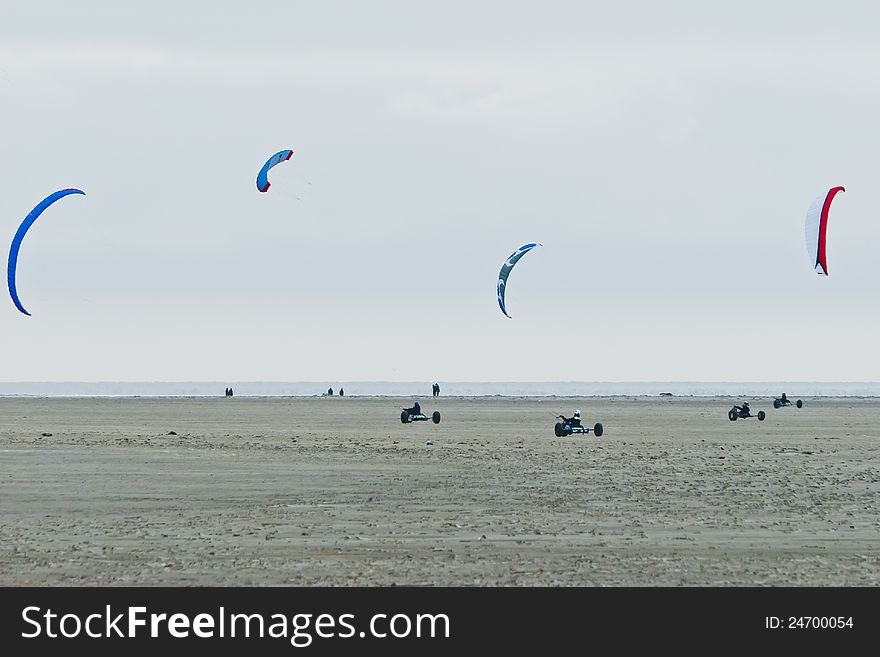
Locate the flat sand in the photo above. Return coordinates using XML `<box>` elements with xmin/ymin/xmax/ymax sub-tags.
<box><xmin>1</xmin><ymin>395</ymin><xmax>878</xmax><ymax>586</ymax></box>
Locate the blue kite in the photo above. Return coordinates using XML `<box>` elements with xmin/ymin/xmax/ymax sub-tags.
<box><xmin>256</xmin><ymin>149</ymin><xmax>294</xmax><ymax>192</ymax></box>
<box><xmin>8</xmin><ymin>188</ymin><xmax>85</xmax><ymax>316</ymax></box>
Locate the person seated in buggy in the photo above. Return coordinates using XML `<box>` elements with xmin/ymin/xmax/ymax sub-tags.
<box><xmin>780</xmin><ymin>393</ymin><xmax>788</xmax><ymax>403</ymax></box>
<box><xmin>404</xmin><ymin>401</ymin><xmax>421</xmax><ymax>416</ymax></box>
<box><xmin>560</xmin><ymin>409</ymin><xmax>582</xmax><ymax>426</ymax></box>
<box><xmin>740</xmin><ymin>402</ymin><xmax>751</xmax><ymax>415</ymax></box>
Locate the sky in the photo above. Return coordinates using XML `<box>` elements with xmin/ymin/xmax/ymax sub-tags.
<box><xmin>1</xmin><ymin>0</ymin><xmax>879</xmax><ymax>382</ymax></box>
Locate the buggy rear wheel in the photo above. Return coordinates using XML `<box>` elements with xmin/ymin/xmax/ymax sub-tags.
<box><xmin>728</xmin><ymin>409</ymin><xmax>737</xmax><ymax>421</ymax></box>
<box><xmin>757</xmin><ymin>410</ymin><xmax>766</xmax><ymax>421</ymax></box>
<box><xmin>554</xmin><ymin>422</ymin><xmax>565</xmax><ymax>437</ymax></box>
<box><xmin>796</xmin><ymin>399</ymin><xmax>803</xmax><ymax>408</ymax></box>
<box><xmin>773</xmin><ymin>399</ymin><xmax>781</xmax><ymax>409</ymax></box>
<box><xmin>400</xmin><ymin>411</ymin><xmax>410</xmax><ymax>424</ymax></box>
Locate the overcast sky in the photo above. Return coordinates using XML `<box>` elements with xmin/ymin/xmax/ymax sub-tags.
<box><xmin>1</xmin><ymin>1</ymin><xmax>879</xmax><ymax>381</ymax></box>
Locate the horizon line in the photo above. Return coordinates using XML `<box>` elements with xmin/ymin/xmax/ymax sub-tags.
<box><xmin>2</xmin><ymin>379</ymin><xmax>880</xmax><ymax>384</ymax></box>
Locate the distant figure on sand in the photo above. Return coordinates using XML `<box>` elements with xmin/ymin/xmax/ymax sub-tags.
<box><xmin>432</xmin><ymin>383</ymin><xmax>439</xmax><ymax>397</ymax></box>
<box><xmin>224</xmin><ymin>388</ymin><xmax>230</xmax><ymax>396</ymax></box>
<box><xmin>339</xmin><ymin>387</ymin><xmax>344</xmax><ymax>397</ymax></box>
<box><xmin>229</xmin><ymin>387</ymin><xmax>233</xmax><ymax>397</ymax></box>
<box><xmin>327</xmin><ymin>387</ymin><xmax>333</xmax><ymax>396</ymax></box>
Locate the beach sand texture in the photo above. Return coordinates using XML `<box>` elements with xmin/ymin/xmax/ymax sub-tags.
<box><xmin>1</xmin><ymin>395</ymin><xmax>878</xmax><ymax>585</ymax></box>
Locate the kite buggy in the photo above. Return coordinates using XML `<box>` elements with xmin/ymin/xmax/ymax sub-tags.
<box><xmin>400</xmin><ymin>402</ymin><xmax>441</xmax><ymax>424</ymax></box>
<box><xmin>773</xmin><ymin>393</ymin><xmax>803</xmax><ymax>409</ymax></box>
<box><xmin>554</xmin><ymin>410</ymin><xmax>603</xmax><ymax>437</ymax></box>
<box><xmin>728</xmin><ymin>403</ymin><xmax>765</xmax><ymax>421</ymax></box>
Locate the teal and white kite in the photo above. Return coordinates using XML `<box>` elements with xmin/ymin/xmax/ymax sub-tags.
<box><xmin>496</xmin><ymin>243</ymin><xmax>542</xmax><ymax>318</ymax></box>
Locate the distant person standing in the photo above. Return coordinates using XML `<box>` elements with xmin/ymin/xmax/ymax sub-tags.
<box><xmin>339</xmin><ymin>387</ymin><xmax>344</xmax><ymax>397</ymax></box>
<box><xmin>328</xmin><ymin>387</ymin><xmax>333</xmax><ymax>396</ymax></box>
<box><xmin>224</xmin><ymin>387</ymin><xmax>229</xmax><ymax>396</ymax></box>
<box><xmin>229</xmin><ymin>387</ymin><xmax>234</xmax><ymax>397</ymax></box>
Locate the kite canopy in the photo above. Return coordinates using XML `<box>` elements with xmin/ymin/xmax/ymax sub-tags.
<box><xmin>805</xmin><ymin>186</ymin><xmax>844</xmax><ymax>276</ymax></box>
<box><xmin>256</xmin><ymin>149</ymin><xmax>294</xmax><ymax>192</ymax></box>
<box><xmin>7</xmin><ymin>188</ymin><xmax>86</xmax><ymax>316</ymax></box>
<box><xmin>497</xmin><ymin>243</ymin><xmax>542</xmax><ymax>318</ymax></box>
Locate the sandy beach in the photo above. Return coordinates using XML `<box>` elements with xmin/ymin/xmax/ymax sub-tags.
<box><xmin>1</xmin><ymin>395</ymin><xmax>878</xmax><ymax>586</ymax></box>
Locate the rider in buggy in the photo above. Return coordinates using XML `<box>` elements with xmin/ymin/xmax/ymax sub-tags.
<box><xmin>561</xmin><ymin>409</ymin><xmax>582</xmax><ymax>426</ymax></box>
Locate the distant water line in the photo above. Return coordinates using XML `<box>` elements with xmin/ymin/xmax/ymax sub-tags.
<box><xmin>1</xmin><ymin>381</ymin><xmax>880</xmax><ymax>397</ymax></box>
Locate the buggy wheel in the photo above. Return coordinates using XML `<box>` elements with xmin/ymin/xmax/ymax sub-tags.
<box><xmin>554</xmin><ymin>422</ymin><xmax>565</xmax><ymax>437</ymax></box>
<box><xmin>432</xmin><ymin>411</ymin><xmax>441</xmax><ymax>424</ymax></box>
<box><xmin>400</xmin><ymin>411</ymin><xmax>410</xmax><ymax>424</ymax></box>
<box><xmin>757</xmin><ymin>410</ymin><xmax>766</xmax><ymax>421</ymax></box>
<box><xmin>773</xmin><ymin>399</ymin><xmax>780</xmax><ymax>409</ymax></box>
<box><xmin>796</xmin><ymin>400</ymin><xmax>803</xmax><ymax>408</ymax></box>
<box><xmin>728</xmin><ymin>409</ymin><xmax>737</xmax><ymax>421</ymax></box>
<box><xmin>593</xmin><ymin>422</ymin><xmax>603</xmax><ymax>437</ymax></box>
